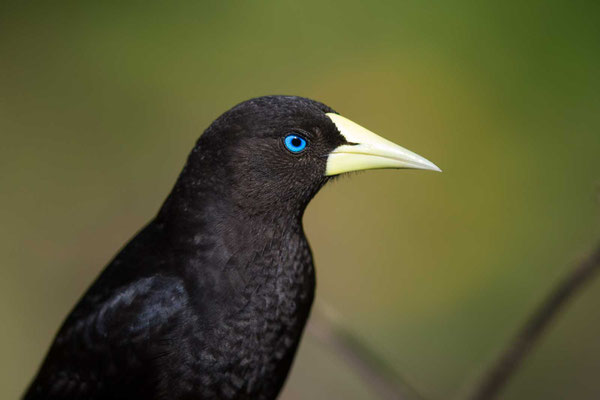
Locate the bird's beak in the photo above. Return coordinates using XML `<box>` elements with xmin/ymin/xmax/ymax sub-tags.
<box><xmin>325</xmin><ymin>113</ymin><xmax>442</xmax><ymax>176</ymax></box>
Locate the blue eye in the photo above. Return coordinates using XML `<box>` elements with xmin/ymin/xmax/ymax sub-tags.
<box><xmin>284</xmin><ymin>134</ymin><xmax>308</xmax><ymax>153</ymax></box>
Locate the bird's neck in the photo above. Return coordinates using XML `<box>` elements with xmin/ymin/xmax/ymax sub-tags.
<box><xmin>149</xmin><ymin>164</ymin><xmax>316</xmax><ymax>398</ymax></box>
<box><xmin>156</xmin><ymin>177</ymin><xmax>315</xmax><ymax>317</ymax></box>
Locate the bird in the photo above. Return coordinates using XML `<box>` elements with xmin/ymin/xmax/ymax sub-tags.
<box><xmin>24</xmin><ymin>95</ymin><xmax>440</xmax><ymax>400</ymax></box>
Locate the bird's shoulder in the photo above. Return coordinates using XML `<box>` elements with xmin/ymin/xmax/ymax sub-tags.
<box><xmin>60</xmin><ymin>274</ymin><xmax>189</xmax><ymax>346</ymax></box>
<box><xmin>25</xmin><ymin>274</ymin><xmax>191</xmax><ymax>400</ymax></box>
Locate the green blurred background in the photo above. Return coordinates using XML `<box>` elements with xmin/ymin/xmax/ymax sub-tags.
<box><xmin>2</xmin><ymin>1</ymin><xmax>600</xmax><ymax>399</ymax></box>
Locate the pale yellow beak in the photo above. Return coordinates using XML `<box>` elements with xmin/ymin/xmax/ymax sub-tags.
<box><xmin>325</xmin><ymin>113</ymin><xmax>441</xmax><ymax>176</ymax></box>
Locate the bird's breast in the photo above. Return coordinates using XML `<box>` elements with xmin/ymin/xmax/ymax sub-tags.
<box><xmin>180</xmin><ymin>232</ymin><xmax>316</xmax><ymax>399</ymax></box>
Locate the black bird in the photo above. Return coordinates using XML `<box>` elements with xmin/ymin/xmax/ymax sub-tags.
<box><xmin>24</xmin><ymin>95</ymin><xmax>440</xmax><ymax>400</ymax></box>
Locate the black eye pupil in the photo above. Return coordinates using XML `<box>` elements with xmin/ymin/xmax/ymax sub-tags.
<box><xmin>291</xmin><ymin>138</ymin><xmax>302</xmax><ymax>147</ymax></box>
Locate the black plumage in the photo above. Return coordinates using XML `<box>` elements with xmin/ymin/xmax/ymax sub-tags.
<box><xmin>25</xmin><ymin>96</ymin><xmax>349</xmax><ymax>400</ymax></box>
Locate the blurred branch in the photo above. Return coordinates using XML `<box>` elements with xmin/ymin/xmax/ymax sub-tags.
<box><xmin>308</xmin><ymin>304</ymin><xmax>428</xmax><ymax>400</ymax></box>
<box><xmin>467</xmin><ymin>241</ymin><xmax>600</xmax><ymax>400</ymax></box>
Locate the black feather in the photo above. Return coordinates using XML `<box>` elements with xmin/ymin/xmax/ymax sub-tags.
<box><xmin>24</xmin><ymin>96</ymin><xmax>347</xmax><ymax>400</ymax></box>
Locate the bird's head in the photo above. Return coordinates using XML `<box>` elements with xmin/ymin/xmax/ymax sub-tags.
<box><xmin>180</xmin><ymin>95</ymin><xmax>440</xmax><ymax>217</ymax></box>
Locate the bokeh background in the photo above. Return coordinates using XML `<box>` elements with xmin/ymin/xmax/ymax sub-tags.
<box><xmin>2</xmin><ymin>1</ymin><xmax>600</xmax><ymax>399</ymax></box>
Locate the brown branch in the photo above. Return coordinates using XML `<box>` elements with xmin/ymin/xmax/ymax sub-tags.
<box><xmin>307</xmin><ymin>304</ymin><xmax>428</xmax><ymax>400</ymax></box>
<box><xmin>467</xmin><ymin>241</ymin><xmax>600</xmax><ymax>400</ymax></box>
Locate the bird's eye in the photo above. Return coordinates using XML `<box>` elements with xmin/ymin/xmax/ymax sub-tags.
<box><xmin>283</xmin><ymin>134</ymin><xmax>308</xmax><ymax>153</ymax></box>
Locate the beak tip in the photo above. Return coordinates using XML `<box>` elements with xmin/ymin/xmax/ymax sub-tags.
<box><xmin>414</xmin><ymin>158</ymin><xmax>442</xmax><ymax>173</ymax></box>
